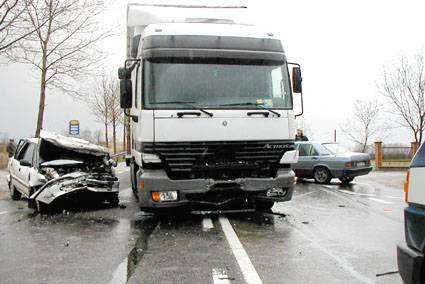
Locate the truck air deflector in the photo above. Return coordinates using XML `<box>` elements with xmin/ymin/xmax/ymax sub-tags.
<box><xmin>143</xmin><ymin>35</ymin><xmax>284</xmax><ymax>53</ymax></box>
<box><xmin>144</xmin><ymin>49</ymin><xmax>285</xmax><ymax>63</ymax></box>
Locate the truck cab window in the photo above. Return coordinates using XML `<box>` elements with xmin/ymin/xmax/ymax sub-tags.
<box><xmin>143</xmin><ymin>60</ymin><xmax>293</xmax><ymax>109</ymax></box>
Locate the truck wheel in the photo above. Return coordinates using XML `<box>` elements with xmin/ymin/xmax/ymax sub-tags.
<box><xmin>255</xmin><ymin>200</ymin><xmax>275</xmax><ymax>211</ymax></box>
<box><xmin>313</xmin><ymin>167</ymin><xmax>332</xmax><ymax>184</ymax></box>
<box><xmin>339</xmin><ymin>177</ymin><xmax>354</xmax><ymax>184</ymax></box>
<box><xmin>9</xmin><ymin>178</ymin><xmax>22</xmax><ymax>200</ymax></box>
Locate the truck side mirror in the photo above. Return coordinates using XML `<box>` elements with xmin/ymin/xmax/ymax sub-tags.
<box><xmin>118</xmin><ymin>67</ymin><xmax>131</xmax><ymax>80</ymax></box>
<box><xmin>120</xmin><ymin>79</ymin><xmax>132</xmax><ymax>108</ymax></box>
<box><xmin>292</xmin><ymin>67</ymin><xmax>302</xmax><ymax>93</ymax></box>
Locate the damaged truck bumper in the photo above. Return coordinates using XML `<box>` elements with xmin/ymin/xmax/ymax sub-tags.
<box><xmin>137</xmin><ymin>168</ymin><xmax>295</xmax><ymax>210</ymax></box>
<box><xmin>29</xmin><ymin>172</ymin><xmax>119</xmax><ymax>211</ymax></box>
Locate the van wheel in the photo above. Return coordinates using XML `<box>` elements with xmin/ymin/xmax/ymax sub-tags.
<box><xmin>9</xmin><ymin>178</ymin><xmax>22</xmax><ymax>200</ymax></box>
<box><xmin>313</xmin><ymin>167</ymin><xmax>332</xmax><ymax>184</ymax></box>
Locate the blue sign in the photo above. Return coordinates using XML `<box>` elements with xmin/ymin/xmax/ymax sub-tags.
<box><xmin>69</xmin><ymin>120</ymin><xmax>80</xmax><ymax>135</ymax></box>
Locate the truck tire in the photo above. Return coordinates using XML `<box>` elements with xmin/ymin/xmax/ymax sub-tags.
<box><xmin>9</xmin><ymin>178</ymin><xmax>22</xmax><ymax>200</ymax></box>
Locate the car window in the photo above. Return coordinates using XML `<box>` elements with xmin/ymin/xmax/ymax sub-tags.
<box><xmin>323</xmin><ymin>143</ymin><xmax>351</xmax><ymax>154</ymax></box>
<box><xmin>18</xmin><ymin>143</ymin><xmax>36</xmax><ymax>165</ymax></box>
<box><xmin>298</xmin><ymin>144</ymin><xmax>318</xmax><ymax>157</ymax></box>
<box><xmin>16</xmin><ymin>142</ymin><xmax>29</xmax><ymax>161</ymax></box>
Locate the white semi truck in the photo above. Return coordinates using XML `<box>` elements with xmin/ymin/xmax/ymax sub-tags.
<box><xmin>118</xmin><ymin>3</ymin><xmax>303</xmax><ymax>212</ymax></box>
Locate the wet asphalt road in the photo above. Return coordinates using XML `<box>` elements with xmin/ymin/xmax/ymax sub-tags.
<box><xmin>0</xmin><ymin>164</ymin><xmax>406</xmax><ymax>284</ymax></box>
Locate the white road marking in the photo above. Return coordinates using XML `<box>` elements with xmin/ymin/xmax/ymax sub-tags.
<box><xmin>0</xmin><ymin>211</ymin><xmax>7</xmax><ymax>215</ymax></box>
<box><xmin>219</xmin><ymin>216</ymin><xmax>263</xmax><ymax>284</ymax></box>
<box><xmin>108</xmin><ymin>257</ymin><xmax>128</xmax><ymax>284</ymax></box>
<box><xmin>118</xmin><ymin>170</ymin><xmax>129</xmax><ymax>174</ymax></box>
<box><xmin>212</xmin><ymin>268</ymin><xmax>231</xmax><ymax>284</ymax></box>
<box><xmin>202</xmin><ymin>217</ymin><xmax>214</xmax><ymax>231</ymax></box>
<box><xmin>292</xmin><ymin>191</ymin><xmax>317</xmax><ymax>199</ymax></box>
<box><xmin>367</xmin><ymin>197</ymin><xmax>394</xmax><ymax>204</ymax></box>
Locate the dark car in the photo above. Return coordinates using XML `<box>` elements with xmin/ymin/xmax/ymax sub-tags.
<box><xmin>293</xmin><ymin>141</ymin><xmax>372</xmax><ymax>184</ymax></box>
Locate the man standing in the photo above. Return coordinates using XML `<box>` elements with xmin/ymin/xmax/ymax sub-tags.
<box><xmin>295</xmin><ymin>129</ymin><xmax>309</xmax><ymax>141</ymax></box>
<box><xmin>7</xmin><ymin>139</ymin><xmax>16</xmax><ymax>158</ymax></box>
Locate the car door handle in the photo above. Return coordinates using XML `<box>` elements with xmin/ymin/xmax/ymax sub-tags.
<box><xmin>312</xmin><ymin>157</ymin><xmax>318</xmax><ymax>160</ymax></box>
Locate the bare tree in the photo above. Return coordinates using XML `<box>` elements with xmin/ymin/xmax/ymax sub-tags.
<box><xmin>378</xmin><ymin>49</ymin><xmax>425</xmax><ymax>145</ymax></box>
<box><xmin>80</xmin><ymin>129</ymin><xmax>94</xmax><ymax>143</ymax></box>
<box><xmin>108</xmin><ymin>78</ymin><xmax>121</xmax><ymax>154</ymax></box>
<box><xmin>0</xmin><ymin>0</ymin><xmax>40</xmax><ymax>52</ymax></box>
<box><xmin>93</xmin><ymin>128</ymin><xmax>103</xmax><ymax>145</ymax></box>
<box><xmin>340</xmin><ymin>99</ymin><xmax>386</xmax><ymax>152</ymax></box>
<box><xmin>89</xmin><ymin>74</ymin><xmax>112</xmax><ymax>149</ymax></box>
<box><xmin>6</xmin><ymin>0</ymin><xmax>112</xmax><ymax>137</ymax></box>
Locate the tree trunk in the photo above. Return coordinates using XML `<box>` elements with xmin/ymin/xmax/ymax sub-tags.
<box><xmin>123</xmin><ymin>122</ymin><xmax>126</xmax><ymax>153</ymax></box>
<box><xmin>35</xmin><ymin>70</ymin><xmax>47</xmax><ymax>137</ymax></box>
<box><xmin>104</xmin><ymin>121</ymin><xmax>109</xmax><ymax>149</ymax></box>
<box><xmin>112</xmin><ymin>113</ymin><xmax>117</xmax><ymax>154</ymax></box>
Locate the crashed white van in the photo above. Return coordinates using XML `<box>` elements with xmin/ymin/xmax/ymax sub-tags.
<box><xmin>7</xmin><ymin>130</ymin><xmax>119</xmax><ymax>212</ymax></box>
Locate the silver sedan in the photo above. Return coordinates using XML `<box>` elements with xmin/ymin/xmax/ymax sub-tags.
<box><xmin>293</xmin><ymin>141</ymin><xmax>373</xmax><ymax>184</ymax></box>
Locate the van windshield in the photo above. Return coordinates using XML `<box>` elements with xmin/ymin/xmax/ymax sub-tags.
<box><xmin>143</xmin><ymin>60</ymin><xmax>292</xmax><ymax>109</ymax></box>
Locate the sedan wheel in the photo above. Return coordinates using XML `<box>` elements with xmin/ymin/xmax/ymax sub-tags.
<box><xmin>313</xmin><ymin>167</ymin><xmax>332</xmax><ymax>184</ymax></box>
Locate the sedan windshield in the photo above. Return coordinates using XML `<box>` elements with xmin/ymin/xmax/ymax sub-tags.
<box><xmin>323</xmin><ymin>143</ymin><xmax>351</xmax><ymax>154</ymax></box>
<box><xmin>143</xmin><ymin>60</ymin><xmax>292</xmax><ymax>109</ymax></box>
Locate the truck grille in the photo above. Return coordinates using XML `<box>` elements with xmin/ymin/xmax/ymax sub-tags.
<box><xmin>142</xmin><ymin>141</ymin><xmax>293</xmax><ymax>180</ymax></box>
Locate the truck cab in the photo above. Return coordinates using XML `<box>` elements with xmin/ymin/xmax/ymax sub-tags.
<box><xmin>119</xmin><ymin>4</ymin><xmax>302</xmax><ymax>211</ymax></box>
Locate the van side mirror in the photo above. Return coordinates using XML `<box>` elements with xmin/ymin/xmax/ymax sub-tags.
<box><xmin>120</xmin><ymin>79</ymin><xmax>132</xmax><ymax>108</ymax></box>
<box><xmin>292</xmin><ymin>67</ymin><xmax>302</xmax><ymax>93</ymax></box>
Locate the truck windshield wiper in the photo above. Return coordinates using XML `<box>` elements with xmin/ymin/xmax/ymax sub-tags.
<box><xmin>220</xmin><ymin>102</ymin><xmax>281</xmax><ymax>117</ymax></box>
<box><xmin>150</xmin><ymin>101</ymin><xmax>213</xmax><ymax>117</ymax></box>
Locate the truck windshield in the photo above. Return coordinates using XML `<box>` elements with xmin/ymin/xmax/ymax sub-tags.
<box><xmin>143</xmin><ymin>60</ymin><xmax>292</xmax><ymax>109</ymax></box>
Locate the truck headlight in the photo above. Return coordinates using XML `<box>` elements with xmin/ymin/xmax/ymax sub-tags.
<box><xmin>152</xmin><ymin>191</ymin><xmax>178</xmax><ymax>202</ymax></box>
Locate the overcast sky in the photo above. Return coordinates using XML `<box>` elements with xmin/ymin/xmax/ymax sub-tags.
<box><xmin>1</xmin><ymin>0</ymin><xmax>424</xmax><ymax>146</ymax></box>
